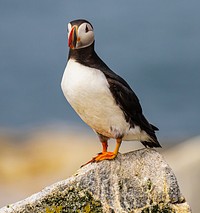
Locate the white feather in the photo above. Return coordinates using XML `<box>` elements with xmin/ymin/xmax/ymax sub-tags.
<box><xmin>61</xmin><ymin>59</ymin><xmax>150</xmax><ymax>141</ymax></box>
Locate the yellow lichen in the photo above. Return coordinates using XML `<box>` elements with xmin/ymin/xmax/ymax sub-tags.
<box><xmin>45</xmin><ymin>205</ymin><xmax>62</xmax><ymax>213</ymax></box>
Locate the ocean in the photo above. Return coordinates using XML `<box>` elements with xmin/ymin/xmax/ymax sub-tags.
<box><xmin>0</xmin><ymin>0</ymin><xmax>200</xmax><ymax>140</ymax></box>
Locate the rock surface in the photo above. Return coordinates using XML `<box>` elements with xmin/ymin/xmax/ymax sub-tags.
<box><xmin>0</xmin><ymin>149</ymin><xmax>191</xmax><ymax>213</ymax></box>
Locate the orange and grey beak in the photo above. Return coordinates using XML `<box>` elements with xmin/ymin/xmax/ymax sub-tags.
<box><xmin>68</xmin><ymin>26</ymin><xmax>78</xmax><ymax>49</ymax></box>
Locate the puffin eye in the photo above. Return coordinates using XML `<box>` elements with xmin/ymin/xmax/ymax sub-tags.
<box><xmin>85</xmin><ymin>25</ymin><xmax>89</xmax><ymax>33</ymax></box>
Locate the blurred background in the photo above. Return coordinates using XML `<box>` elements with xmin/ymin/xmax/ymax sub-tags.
<box><xmin>0</xmin><ymin>0</ymin><xmax>199</xmax><ymax>212</ymax></box>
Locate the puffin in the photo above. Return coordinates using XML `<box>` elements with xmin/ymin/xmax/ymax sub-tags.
<box><xmin>61</xmin><ymin>19</ymin><xmax>161</xmax><ymax>165</ymax></box>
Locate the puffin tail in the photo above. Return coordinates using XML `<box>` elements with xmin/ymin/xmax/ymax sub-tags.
<box><xmin>134</xmin><ymin>114</ymin><xmax>161</xmax><ymax>148</ymax></box>
<box><xmin>141</xmin><ymin>124</ymin><xmax>162</xmax><ymax>148</ymax></box>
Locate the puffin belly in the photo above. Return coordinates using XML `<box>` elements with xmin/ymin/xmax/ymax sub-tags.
<box><xmin>61</xmin><ymin>59</ymin><xmax>129</xmax><ymax>138</ymax></box>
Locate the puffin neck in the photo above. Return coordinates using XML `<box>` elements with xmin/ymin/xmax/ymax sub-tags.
<box><xmin>68</xmin><ymin>41</ymin><xmax>110</xmax><ymax>71</ymax></box>
<box><xmin>68</xmin><ymin>42</ymin><xmax>95</xmax><ymax>61</ymax></box>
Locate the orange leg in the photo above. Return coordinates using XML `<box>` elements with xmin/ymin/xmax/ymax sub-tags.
<box><xmin>95</xmin><ymin>138</ymin><xmax>121</xmax><ymax>161</ymax></box>
<box><xmin>81</xmin><ymin>139</ymin><xmax>122</xmax><ymax>167</ymax></box>
<box><xmin>102</xmin><ymin>141</ymin><xmax>108</xmax><ymax>153</ymax></box>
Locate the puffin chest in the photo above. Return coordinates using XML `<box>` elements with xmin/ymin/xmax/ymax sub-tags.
<box><xmin>61</xmin><ymin>59</ymin><xmax>130</xmax><ymax>138</ymax></box>
<box><xmin>61</xmin><ymin>60</ymin><xmax>115</xmax><ymax>114</ymax></box>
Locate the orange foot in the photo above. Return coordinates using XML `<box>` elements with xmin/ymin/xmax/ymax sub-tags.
<box><xmin>81</xmin><ymin>152</ymin><xmax>117</xmax><ymax>167</ymax></box>
<box><xmin>95</xmin><ymin>151</ymin><xmax>117</xmax><ymax>161</ymax></box>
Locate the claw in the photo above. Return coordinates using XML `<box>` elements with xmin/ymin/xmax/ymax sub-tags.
<box><xmin>81</xmin><ymin>152</ymin><xmax>117</xmax><ymax>167</ymax></box>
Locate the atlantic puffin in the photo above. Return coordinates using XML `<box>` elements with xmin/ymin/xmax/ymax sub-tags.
<box><xmin>61</xmin><ymin>19</ymin><xmax>161</xmax><ymax>165</ymax></box>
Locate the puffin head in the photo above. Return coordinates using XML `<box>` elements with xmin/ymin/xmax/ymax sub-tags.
<box><xmin>68</xmin><ymin>19</ymin><xmax>94</xmax><ymax>50</ymax></box>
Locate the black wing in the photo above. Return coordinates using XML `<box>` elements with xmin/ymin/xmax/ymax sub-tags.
<box><xmin>103</xmin><ymin>69</ymin><xmax>161</xmax><ymax>148</ymax></box>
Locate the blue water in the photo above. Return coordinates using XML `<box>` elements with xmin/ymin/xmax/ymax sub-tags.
<box><xmin>0</xmin><ymin>0</ymin><xmax>200</xmax><ymax>140</ymax></box>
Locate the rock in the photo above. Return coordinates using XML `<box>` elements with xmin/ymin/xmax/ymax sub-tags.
<box><xmin>0</xmin><ymin>148</ymin><xmax>191</xmax><ymax>213</ymax></box>
<box><xmin>163</xmin><ymin>136</ymin><xmax>200</xmax><ymax>213</ymax></box>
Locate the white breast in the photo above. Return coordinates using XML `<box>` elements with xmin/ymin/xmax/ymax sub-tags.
<box><xmin>61</xmin><ymin>59</ymin><xmax>149</xmax><ymax>141</ymax></box>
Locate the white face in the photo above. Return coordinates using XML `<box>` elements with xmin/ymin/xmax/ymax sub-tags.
<box><xmin>68</xmin><ymin>22</ymin><xmax>94</xmax><ymax>49</ymax></box>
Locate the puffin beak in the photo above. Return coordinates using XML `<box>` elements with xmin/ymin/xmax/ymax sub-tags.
<box><xmin>68</xmin><ymin>26</ymin><xmax>78</xmax><ymax>49</ymax></box>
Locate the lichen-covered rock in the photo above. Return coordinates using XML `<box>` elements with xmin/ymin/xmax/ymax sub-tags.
<box><xmin>0</xmin><ymin>149</ymin><xmax>191</xmax><ymax>213</ymax></box>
